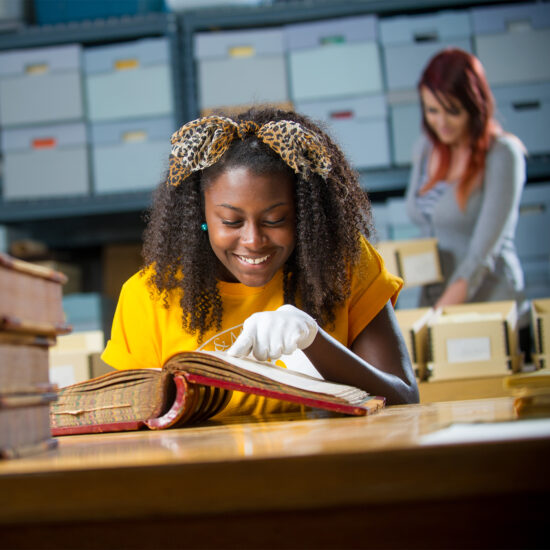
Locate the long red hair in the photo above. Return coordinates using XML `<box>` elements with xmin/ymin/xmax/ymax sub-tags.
<box><xmin>418</xmin><ymin>48</ymin><xmax>500</xmax><ymax>210</ymax></box>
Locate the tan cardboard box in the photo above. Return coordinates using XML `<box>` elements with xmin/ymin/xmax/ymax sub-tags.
<box><xmin>419</xmin><ymin>375</ymin><xmax>512</xmax><ymax>403</ymax></box>
<box><xmin>377</xmin><ymin>238</ymin><xmax>442</xmax><ymax>288</ymax></box>
<box><xmin>49</xmin><ymin>350</ymin><xmax>91</xmax><ymax>388</ymax></box>
<box><xmin>427</xmin><ymin>301</ymin><xmax>522</xmax><ymax>380</ymax></box>
<box><xmin>395</xmin><ymin>307</ymin><xmax>434</xmax><ymax>381</ymax></box>
<box><xmin>52</xmin><ymin>330</ymin><xmax>105</xmax><ymax>354</ymax></box>
<box><xmin>531</xmin><ymin>298</ymin><xmax>550</xmax><ymax>356</ymax></box>
<box><xmin>102</xmin><ymin>243</ymin><xmax>142</xmax><ymax>301</ymax></box>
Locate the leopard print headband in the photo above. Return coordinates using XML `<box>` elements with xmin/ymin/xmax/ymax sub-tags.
<box><xmin>167</xmin><ymin>115</ymin><xmax>332</xmax><ymax>186</ymax></box>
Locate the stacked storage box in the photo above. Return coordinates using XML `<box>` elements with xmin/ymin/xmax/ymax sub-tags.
<box><xmin>195</xmin><ymin>27</ymin><xmax>289</xmax><ymax>114</ymax></box>
<box><xmin>515</xmin><ymin>183</ymin><xmax>550</xmax><ymax>300</ymax></box>
<box><xmin>0</xmin><ymin>44</ymin><xmax>89</xmax><ymax>200</ymax></box>
<box><xmin>49</xmin><ymin>330</ymin><xmax>114</xmax><ymax>389</ymax></box>
<box><xmin>287</xmin><ymin>15</ymin><xmax>389</xmax><ymax>170</ymax></box>
<box><xmin>83</xmin><ymin>37</ymin><xmax>175</xmax><ymax>193</ymax></box>
<box><xmin>0</xmin><ymin>252</ymin><xmax>70</xmax><ymax>458</ymax></box>
<box><xmin>379</xmin><ymin>10</ymin><xmax>473</xmax><ymax>166</ymax></box>
<box><xmin>471</xmin><ymin>3</ymin><xmax>550</xmax><ymax>157</ymax></box>
<box><xmin>426</xmin><ymin>301</ymin><xmax>523</xmax><ymax>381</ymax></box>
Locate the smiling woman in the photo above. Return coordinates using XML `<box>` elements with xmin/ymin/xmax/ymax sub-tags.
<box><xmin>100</xmin><ymin>106</ymin><xmax>419</xmax><ymax>407</ymax></box>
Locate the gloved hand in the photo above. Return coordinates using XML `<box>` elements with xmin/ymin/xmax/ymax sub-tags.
<box><xmin>227</xmin><ymin>304</ymin><xmax>318</xmax><ymax>362</ymax></box>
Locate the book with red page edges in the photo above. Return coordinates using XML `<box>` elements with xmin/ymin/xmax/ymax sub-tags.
<box><xmin>50</xmin><ymin>350</ymin><xmax>385</xmax><ymax>435</ymax></box>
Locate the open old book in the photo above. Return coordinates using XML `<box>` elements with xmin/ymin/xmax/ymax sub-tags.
<box><xmin>50</xmin><ymin>350</ymin><xmax>385</xmax><ymax>435</ymax></box>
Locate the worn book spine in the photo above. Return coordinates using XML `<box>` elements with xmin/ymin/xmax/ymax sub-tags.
<box><xmin>0</xmin><ymin>393</ymin><xmax>58</xmax><ymax>459</ymax></box>
<box><xmin>0</xmin><ymin>252</ymin><xmax>70</xmax><ymax>335</ymax></box>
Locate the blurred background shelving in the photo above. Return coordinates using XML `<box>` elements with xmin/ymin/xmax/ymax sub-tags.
<box><xmin>0</xmin><ymin>0</ymin><xmax>548</xmax><ymax>327</ymax></box>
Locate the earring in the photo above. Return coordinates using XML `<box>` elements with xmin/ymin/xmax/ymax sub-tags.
<box><xmin>201</xmin><ymin>223</ymin><xmax>208</xmax><ymax>232</ymax></box>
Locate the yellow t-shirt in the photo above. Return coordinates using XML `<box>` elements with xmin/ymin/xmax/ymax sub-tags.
<box><xmin>101</xmin><ymin>237</ymin><xmax>402</xmax><ymax>415</ymax></box>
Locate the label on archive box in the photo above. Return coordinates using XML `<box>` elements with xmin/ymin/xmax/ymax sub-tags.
<box><xmin>446</xmin><ymin>337</ymin><xmax>491</xmax><ymax>363</ymax></box>
<box><xmin>401</xmin><ymin>251</ymin><xmax>439</xmax><ymax>286</ymax></box>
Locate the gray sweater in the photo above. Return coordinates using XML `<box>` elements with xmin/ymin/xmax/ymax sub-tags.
<box><xmin>405</xmin><ymin>133</ymin><xmax>528</xmax><ymax>321</ymax></box>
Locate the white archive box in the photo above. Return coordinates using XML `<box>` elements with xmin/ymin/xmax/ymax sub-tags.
<box><xmin>285</xmin><ymin>15</ymin><xmax>382</xmax><ymax>102</ymax></box>
<box><xmin>380</xmin><ymin>10</ymin><xmax>472</xmax><ymax>92</ymax></box>
<box><xmin>84</xmin><ymin>37</ymin><xmax>174</xmax><ymax>122</ymax></box>
<box><xmin>296</xmin><ymin>95</ymin><xmax>390</xmax><ymax>169</ymax></box>
<box><xmin>0</xmin><ymin>43</ymin><xmax>84</xmax><ymax>127</ymax></box>
<box><xmin>49</xmin><ymin>350</ymin><xmax>92</xmax><ymax>388</ymax></box>
<box><xmin>1</xmin><ymin>123</ymin><xmax>89</xmax><ymax>200</ymax></box>
<box><xmin>90</xmin><ymin>117</ymin><xmax>173</xmax><ymax>194</ymax></box>
<box><xmin>515</xmin><ymin>183</ymin><xmax>550</xmax><ymax>260</ymax></box>
<box><xmin>427</xmin><ymin>301</ymin><xmax>523</xmax><ymax>380</ymax></box>
<box><xmin>388</xmin><ymin>92</ymin><xmax>422</xmax><ymax>166</ymax></box>
<box><xmin>471</xmin><ymin>2</ymin><xmax>550</xmax><ymax>86</ymax></box>
<box><xmin>377</xmin><ymin>238</ymin><xmax>443</xmax><ymax>288</ymax></box>
<box><xmin>195</xmin><ymin>27</ymin><xmax>288</xmax><ymax>110</ymax></box>
<box><xmin>493</xmin><ymin>82</ymin><xmax>550</xmax><ymax>156</ymax></box>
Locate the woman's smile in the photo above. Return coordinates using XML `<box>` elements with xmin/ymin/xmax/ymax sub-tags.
<box><xmin>203</xmin><ymin>166</ymin><xmax>296</xmax><ymax>286</ymax></box>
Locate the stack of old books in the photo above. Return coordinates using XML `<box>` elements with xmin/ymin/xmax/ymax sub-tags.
<box><xmin>0</xmin><ymin>252</ymin><xmax>70</xmax><ymax>458</ymax></box>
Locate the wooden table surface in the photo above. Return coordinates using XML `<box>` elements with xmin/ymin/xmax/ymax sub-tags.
<box><xmin>1</xmin><ymin>397</ymin><xmax>549</xmax><ymax>549</ymax></box>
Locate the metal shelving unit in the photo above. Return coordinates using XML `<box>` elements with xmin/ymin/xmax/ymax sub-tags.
<box><xmin>0</xmin><ymin>0</ymin><xmax>547</xmax><ymax>245</ymax></box>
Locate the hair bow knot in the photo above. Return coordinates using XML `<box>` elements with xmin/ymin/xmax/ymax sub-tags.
<box><xmin>168</xmin><ymin>116</ymin><xmax>331</xmax><ymax>186</ymax></box>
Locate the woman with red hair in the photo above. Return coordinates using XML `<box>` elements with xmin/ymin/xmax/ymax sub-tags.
<box><xmin>405</xmin><ymin>48</ymin><xmax>528</xmax><ymax>324</ymax></box>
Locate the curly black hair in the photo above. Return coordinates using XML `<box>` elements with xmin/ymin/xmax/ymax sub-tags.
<box><xmin>142</xmin><ymin>105</ymin><xmax>374</xmax><ymax>341</ymax></box>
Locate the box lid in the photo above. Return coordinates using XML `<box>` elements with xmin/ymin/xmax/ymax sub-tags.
<box><xmin>380</xmin><ymin>10</ymin><xmax>472</xmax><ymax>45</ymax></box>
<box><xmin>195</xmin><ymin>27</ymin><xmax>284</xmax><ymax>59</ymax></box>
<box><xmin>1</xmin><ymin>123</ymin><xmax>87</xmax><ymax>152</ymax></box>
<box><xmin>285</xmin><ymin>14</ymin><xmax>377</xmax><ymax>50</ymax></box>
<box><xmin>90</xmin><ymin>117</ymin><xmax>174</xmax><ymax>145</ymax></box>
<box><xmin>0</xmin><ymin>44</ymin><xmax>81</xmax><ymax>77</ymax></box>
<box><xmin>84</xmin><ymin>37</ymin><xmax>170</xmax><ymax>74</ymax></box>
<box><xmin>471</xmin><ymin>3</ymin><xmax>550</xmax><ymax>34</ymax></box>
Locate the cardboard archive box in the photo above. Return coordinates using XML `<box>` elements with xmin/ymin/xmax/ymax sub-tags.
<box><xmin>380</xmin><ymin>10</ymin><xmax>472</xmax><ymax>92</ymax></box>
<box><xmin>377</xmin><ymin>238</ymin><xmax>443</xmax><ymax>288</ymax></box>
<box><xmin>531</xmin><ymin>298</ymin><xmax>550</xmax><ymax>369</ymax></box>
<box><xmin>427</xmin><ymin>301</ymin><xmax>523</xmax><ymax>381</ymax></box>
<box><xmin>286</xmin><ymin>15</ymin><xmax>382</xmax><ymax>102</ymax></box>
<box><xmin>195</xmin><ymin>27</ymin><xmax>288</xmax><ymax>110</ymax></box>
<box><xmin>296</xmin><ymin>95</ymin><xmax>390</xmax><ymax>169</ymax></box>
<box><xmin>1</xmin><ymin>123</ymin><xmax>90</xmax><ymax>200</ymax></box>
<box><xmin>49</xmin><ymin>330</ymin><xmax>108</xmax><ymax>388</ymax></box>
<box><xmin>471</xmin><ymin>3</ymin><xmax>550</xmax><ymax>86</ymax></box>
<box><xmin>0</xmin><ymin>44</ymin><xmax>84</xmax><ymax>126</ymax></box>
<box><xmin>84</xmin><ymin>37</ymin><xmax>174</xmax><ymax>122</ymax></box>
<box><xmin>90</xmin><ymin>117</ymin><xmax>173</xmax><ymax>193</ymax></box>
<box><xmin>395</xmin><ymin>308</ymin><xmax>434</xmax><ymax>381</ymax></box>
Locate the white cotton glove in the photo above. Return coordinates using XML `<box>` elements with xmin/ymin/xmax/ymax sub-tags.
<box><xmin>227</xmin><ymin>304</ymin><xmax>318</xmax><ymax>362</ymax></box>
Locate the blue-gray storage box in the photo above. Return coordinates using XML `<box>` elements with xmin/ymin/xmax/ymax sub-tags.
<box><xmin>0</xmin><ymin>44</ymin><xmax>84</xmax><ymax>126</ymax></box>
<box><xmin>296</xmin><ymin>95</ymin><xmax>390</xmax><ymax>170</ymax></box>
<box><xmin>84</xmin><ymin>37</ymin><xmax>174</xmax><ymax>122</ymax></box>
<box><xmin>380</xmin><ymin>10</ymin><xmax>472</xmax><ymax>92</ymax></box>
<box><xmin>493</xmin><ymin>82</ymin><xmax>550</xmax><ymax>156</ymax></box>
<box><xmin>471</xmin><ymin>3</ymin><xmax>550</xmax><ymax>86</ymax></box>
<box><xmin>516</xmin><ymin>183</ymin><xmax>550</xmax><ymax>259</ymax></box>
<box><xmin>389</xmin><ymin>96</ymin><xmax>422</xmax><ymax>166</ymax></box>
<box><xmin>1</xmin><ymin>122</ymin><xmax>89</xmax><ymax>200</ymax></box>
<box><xmin>62</xmin><ymin>293</ymin><xmax>116</xmax><ymax>334</ymax></box>
<box><xmin>286</xmin><ymin>15</ymin><xmax>382</xmax><ymax>102</ymax></box>
<box><xmin>90</xmin><ymin>117</ymin><xmax>174</xmax><ymax>194</ymax></box>
<box><xmin>194</xmin><ymin>27</ymin><xmax>288</xmax><ymax>110</ymax></box>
